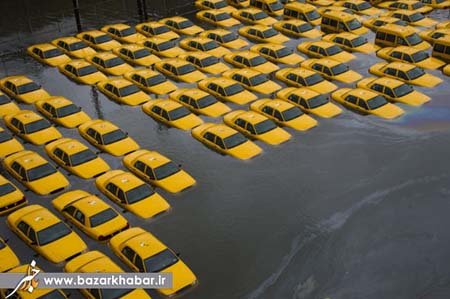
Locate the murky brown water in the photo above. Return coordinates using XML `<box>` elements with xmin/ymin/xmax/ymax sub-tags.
<box><xmin>0</xmin><ymin>1</ymin><xmax>450</xmax><ymax>298</ymax></box>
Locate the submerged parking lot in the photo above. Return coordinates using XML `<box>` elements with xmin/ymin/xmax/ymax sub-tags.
<box><xmin>1</xmin><ymin>0</ymin><xmax>450</xmax><ymax>298</ymax></box>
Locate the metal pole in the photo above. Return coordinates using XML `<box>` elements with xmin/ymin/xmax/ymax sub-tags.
<box><xmin>137</xmin><ymin>0</ymin><xmax>144</xmax><ymax>22</ymax></box>
<box><xmin>72</xmin><ymin>0</ymin><xmax>82</xmax><ymax>33</ymax></box>
<box><xmin>142</xmin><ymin>0</ymin><xmax>148</xmax><ymax>21</ymax></box>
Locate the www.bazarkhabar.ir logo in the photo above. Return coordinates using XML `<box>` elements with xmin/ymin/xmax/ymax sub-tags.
<box><xmin>6</xmin><ymin>260</ymin><xmax>40</xmax><ymax>299</ymax></box>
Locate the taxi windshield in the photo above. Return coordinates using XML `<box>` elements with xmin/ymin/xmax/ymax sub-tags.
<box><xmin>269</xmin><ymin>1</ymin><xmax>283</xmax><ymax>10</ymax></box>
<box><xmin>347</xmin><ymin>19</ymin><xmax>362</xmax><ymax>30</ymax></box>
<box><xmin>70</xmin><ymin>149</ymin><xmax>97</xmax><ymax>166</ymax></box>
<box><xmin>153</xmin><ymin>25</ymin><xmax>170</xmax><ymax>34</ymax></box>
<box><xmin>254</xmin><ymin>119</ymin><xmax>277</xmax><ymax>134</ymax></box>
<box><xmin>249</xmin><ymin>56</ymin><xmax>266</xmax><ymax>66</ymax></box>
<box><xmin>119</xmin><ymin>85</ymin><xmax>140</xmax><ymax>97</ymax></box>
<box><xmin>27</xmin><ymin>163</ymin><xmax>57</xmax><ymax>181</ymax></box>
<box><xmin>78</xmin><ymin>65</ymin><xmax>98</xmax><ymax>76</ymax></box>
<box><xmin>154</xmin><ymin>162</ymin><xmax>180</xmax><ymax>180</ymax></box>
<box><xmin>203</xmin><ymin>41</ymin><xmax>219</xmax><ymax>50</ymax></box>
<box><xmin>0</xmin><ymin>131</ymin><xmax>12</xmax><ymax>143</ymax></box>
<box><xmin>306</xmin><ymin>10</ymin><xmax>320</xmax><ymax>20</ymax></box>
<box><xmin>254</xmin><ymin>11</ymin><xmax>269</xmax><ymax>20</ymax></box>
<box><xmin>351</xmin><ymin>36</ymin><xmax>367</xmax><ymax>47</ymax></box>
<box><xmin>43</xmin><ymin>48</ymin><xmax>63</xmax><ymax>58</ymax></box>
<box><xmin>357</xmin><ymin>1</ymin><xmax>371</xmax><ymax>10</ymax></box>
<box><xmin>158</xmin><ymin>40</ymin><xmax>175</xmax><ymax>51</ymax></box>
<box><xmin>177</xmin><ymin>64</ymin><xmax>196</xmax><ymax>75</ymax></box>
<box><xmin>411</xmin><ymin>51</ymin><xmax>429</xmax><ymax>62</ymax></box>
<box><xmin>0</xmin><ymin>183</ymin><xmax>15</xmax><ymax>196</ymax></box>
<box><xmin>249</xmin><ymin>74</ymin><xmax>268</xmax><ymax>85</ymax></box>
<box><xmin>409</xmin><ymin>12</ymin><xmax>424</xmax><ymax>22</ymax></box>
<box><xmin>68</xmin><ymin>41</ymin><xmax>87</xmax><ymax>51</ymax></box>
<box><xmin>393</xmin><ymin>83</ymin><xmax>414</xmax><ymax>97</ymax></box>
<box><xmin>94</xmin><ymin>34</ymin><xmax>113</xmax><ymax>44</ymax></box>
<box><xmin>37</xmin><ymin>222</ymin><xmax>71</xmax><ymax>246</ymax></box>
<box><xmin>216</xmin><ymin>12</ymin><xmax>230</xmax><ymax>21</ymax></box>
<box><xmin>223</xmin><ymin>132</ymin><xmax>247</xmax><ymax>148</ymax></box>
<box><xmin>126</xmin><ymin>184</ymin><xmax>155</xmax><ymax>204</ymax></box>
<box><xmin>367</xmin><ymin>95</ymin><xmax>388</xmax><ymax>109</ymax></box>
<box><xmin>168</xmin><ymin>106</ymin><xmax>191</xmax><ymax>120</ymax></box>
<box><xmin>225</xmin><ymin>83</ymin><xmax>245</xmax><ymax>95</ymax></box>
<box><xmin>0</xmin><ymin>94</ymin><xmax>10</xmax><ymax>104</ymax></box>
<box><xmin>275</xmin><ymin>47</ymin><xmax>293</xmax><ymax>57</ymax></box>
<box><xmin>102</xmin><ymin>129</ymin><xmax>127</xmax><ymax>145</ymax></box>
<box><xmin>331</xmin><ymin>63</ymin><xmax>349</xmax><ymax>75</ymax></box>
<box><xmin>147</xmin><ymin>74</ymin><xmax>166</xmax><ymax>86</ymax></box>
<box><xmin>144</xmin><ymin>249</ymin><xmax>179</xmax><ymax>272</ymax></box>
<box><xmin>326</xmin><ymin>45</ymin><xmax>342</xmax><ymax>55</ymax></box>
<box><xmin>262</xmin><ymin>28</ymin><xmax>278</xmax><ymax>38</ymax></box>
<box><xmin>308</xmin><ymin>94</ymin><xmax>329</xmax><ymax>108</ymax></box>
<box><xmin>120</xmin><ymin>27</ymin><xmax>136</xmax><ymax>36</ymax></box>
<box><xmin>57</xmin><ymin>104</ymin><xmax>80</xmax><ymax>117</ymax></box>
<box><xmin>104</xmin><ymin>57</ymin><xmax>125</xmax><ymax>68</ymax></box>
<box><xmin>90</xmin><ymin>208</ymin><xmax>118</xmax><ymax>227</ymax></box>
<box><xmin>201</xmin><ymin>56</ymin><xmax>220</xmax><ymax>67</ymax></box>
<box><xmin>25</xmin><ymin>119</ymin><xmax>51</xmax><ymax>133</ymax></box>
<box><xmin>222</xmin><ymin>32</ymin><xmax>239</xmax><ymax>42</ymax></box>
<box><xmin>406</xmin><ymin>33</ymin><xmax>422</xmax><ymax>45</ymax></box>
<box><xmin>299</xmin><ymin>23</ymin><xmax>314</xmax><ymax>32</ymax></box>
<box><xmin>178</xmin><ymin>20</ymin><xmax>194</xmax><ymax>29</ymax></box>
<box><xmin>406</xmin><ymin>67</ymin><xmax>425</xmax><ymax>79</ymax></box>
<box><xmin>17</xmin><ymin>82</ymin><xmax>40</xmax><ymax>94</ymax></box>
<box><xmin>305</xmin><ymin>73</ymin><xmax>324</xmax><ymax>85</ymax></box>
<box><xmin>282</xmin><ymin>107</ymin><xmax>303</xmax><ymax>120</ymax></box>
<box><xmin>197</xmin><ymin>95</ymin><xmax>217</xmax><ymax>108</ymax></box>
<box><xmin>133</xmin><ymin>48</ymin><xmax>151</xmax><ymax>58</ymax></box>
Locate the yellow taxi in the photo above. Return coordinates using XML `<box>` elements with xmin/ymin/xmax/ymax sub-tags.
<box><xmin>317</xmin><ymin>6</ymin><xmax>364</xmax><ymax>21</ymax></box>
<box><xmin>297</xmin><ymin>41</ymin><xmax>355</xmax><ymax>63</ymax></box>
<box><xmin>0</xmin><ymin>75</ymin><xmax>50</xmax><ymax>104</ymax></box>
<box><xmin>228</xmin><ymin>0</ymin><xmax>250</xmax><ymax>6</ymax></box>
<box><xmin>192</xmin><ymin>123</ymin><xmax>261</xmax><ymax>159</ymax></box>
<box><xmin>331</xmin><ymin>88</ymin><xmax>405</xmax><ymax>119</ymax></box>
<box><xmin>322</xmin><ymin>33</ymin><xmax>379</xmax><ymax>53</ymax></box>
<box><xmin>169</xmin><ymin>88</ymin><xmax>231</xmax><ymax>117</ymax></box>
<box><xmin>369</xmin><ymin>62</ymin><xmax>442</xmax><ymax>87</ymax></box>
<box><xmin>97</xmin><ymin>78</ymin><xmax>150</xmax><ymax>106</ymax></box>
<box><xmin>421</xmin><ymin>0</ymin><xmax>450</xmax><ymax>8</ymax></box>
<box><xmin>35</xmin><ymin>96</ymin><xmax>91</xmax><ymax>128</ymax></box>
<box><xmin>179</xmin><ymin>37</ymin><xmax>231</xmax><ymax>58</ymax></box>
<box><xmin>123</xmin><ymin>149</ymin><xmax>196</xmax><ymax>193</ymax></box>
<box><xmin>58</xmin><ymin>59</ymin><xmax>108</xmax><ymax>85</ymax></box>
<box><xmin>96</xmin><ymin>170</ymin><xmax>170</xmax><ymax>219</ymax></box>
<box><xmin>200</xmin><ymin>29</ymin><xmax>249</xmax><ymax>49</ymax></box>
<box><xmin>224</xmin><ymin>110</ymin><xmax>291</xmax><ymax>145</ymax></box>
<box><xmin>0</xmin><ymin>91</ymin><xmax>19</xmax><ymax>117</ymax></box>
<box><xmin>64</xmin><ymin>250</ymin><xmax>151</xmax><ymax>299</ymax></box>
<box><xmin>432</xmin><ymin>36</ymin><xmax>450</xmax><ymax>62</ymax></box>
<box><xmin>0</xmin><ymin>236</ymin><xmax>20</xmax><ymax>272</ymax></box>
<box><xmin>0</xmin><ymin>175</ymin><xmax>26</xmax><ymax>215</ymax></box>
<box><xmin>362</xmin><ymin>16</ymin><xmax>416</xmax><ymax>32</ymax></box>
<box><xmin>139</xmin><ymin>36</ymin><xmax>185</xmax><ymax>58</ymax></box>
<box><xmin>52</xmin><ymin>36</ymin><xmax>96</xmax><ymax>59</ymax></box>
<box><xmin>275</xmin><ymin>67</ymin><xmax>338</xmax><ymax>94</ymax></box>
<box><xmin>250</xmin><ymin>99</ymin><xmax>317</xmax><ymax>131</ymax></box>
<box><xmin>101</xmin><ymin>23</ymin><xmax>147</xmax><ymax>44</ymax></box>
<box><xmin>76</xmin><ymin>30</ymin><xmax>122</xmax><ymax>51</ymax></box>
<box><xmin>378</xmin><ymin>0</ymin><xmax>433</xmax><ymax>13</ymax></box>
<box><xmin>0</xmin><ymin>127</ymin><xmax>24</xmax><ymax>158</ymax></box>
<box><xmin>437</xmin><ymin>20</ymin><xmax>450</xmax><ymax>29</ymax></box>
<box><xmin>301</xmin><ymin>58</ymin><xmax>362</xmax><ymax>83</ymax></box>
<box><xmin>306</xmin><ymin>0</ymin><xmax>334</xmax><ymax>6</ymax></box>
<box><xmin>196</xmin><ymin>9</ymin><xmax>241</xmax><ymax>27</ymax></box>
<box><xmin>231</xmin><ymin>8</ymin><xmax>277</xmax><ymax>25</ymax></box>
<box><xmin>154</xmin><ymin>59</ymin><xmax>207</xmax><ymax>83</ymax></box>
<box><xmin>443</xmin><ymin>64</ymin><xmax>450</xmax><ymax>76</ymax></box>
<box><xmin>78</xmin><ymin>119</ymin><xmax>140</xmax><ymax>156</ymax></box>
<box><xmin>3</xmin><ymin>150</ymin><xmax>69</xmax><ymax>195</ymax></box>
<box><xmin>159</xmin><ymin>16</ymin><xmax>204</xmax><ymax>35</ymax></box>
<box><xmin>376</xmin><ymin>46</ymin><xmax>445</xmax><ymax>69</ymax></box>
<box><xmin>7</xmin><ymin>205</ymin><xmax>87</xmax><ymax>263</ymax></box>
<box><xmin>224</xmin><ymin>51</ymin><xmax>279</xmax><ymax>74</ymax></box>
<box><xmin>222</xmin><ymin>68</ymin><xmax>281</xmax><ymax>94</ymax></box>
<box><xmin>136</xmin><ymin>21</ymin><xmax>180</xmax><ymax>40</ymax></box>
<box><xmin>124</xmin><ymin>69</ymin><xmax>176</xmax><ymax>95</ymax></box>
<box><xmin>198</xmin><ymin>77</ymin><xmax>258</xmax><ymax>104</ymax></box>
<box><xmin>320</xmin><ymin>11</ymin><xmax>368</xmax><ymax>35</ymax></box>
<box><xmin>250</xmin><ymin>44</ymin><xmax>304</xmax><ymax>65</ymax></box>
<box><xmin>277</xmin><ymin>87</ymin><xmax>342</xmax><ymax>118</ymax></box>
<box><xmin>113</xmin><ymin>44</ymin><xmax>161</xmax><ymax>67</ymax></box>
<box><xmin>283</xmin><ymin>3</ymin><xmax>322</xmax><ymax>26</ymax></box>
<box><xmin>335</xmin><ymin>0</ymin><xmax>382</xmax><ymax>16</ymax></box>
<box><xmin>2</xmin><ymin>265</ymin><xmax>68</xmax><ymax>298</ymax></box>
<box><xmin>419</xmin><ymin>28</ymin><xmax>450</xmax><ymax>45</ymax></box>
<box><xmin>110</xmin><ymin>227</ymin><xmax>198</xmax><ymax>296</ymax></box>
<box><xmin>178</xmin><ymin>52</ymin><xmax>230</xmax><ymax>75</ymax></box>
<box><xmin>86</xmin><ymin>52</ymin><xmax>134</xmax><ymax>76</ymax></box>
<box><xmin>357</xmin><ymin>76</ymin><xmax>430</xmax><ymax>106</ymax></box>
<box><xmin>374</xmin><ymin>24</ymin><xmax>430</xmax><ymax>50</ymax></box>
<box><xmin>273</xmin><ymin>20</ymin><xmax>323</xmax><ymax>39</ymax></box>
<box><xmin>238</xmin><ymin>25</ymin><xmax>289</xmax><ymax>44</ymax></box>
<box><xmin>142</xmin><ymin>99</ymin><xmax>204</xmax><ymax>130</ymax></box>
<box><xmin>4</xmin><ymin>110</ymin><xmax>62</xmax><ymax>145</ymax></box>
<box><xmin>381</xmin><ymin>10</ymin><xmax>437</xmax><ymax>27</ymax></box>
<box><xmin>250</xmin><ymin>0</ymin><xmax>284</xmax><ymax>16</ymax></box>
<box><xmin>53</xmin><ymin>190</ymin><xmax>129</xmax><ymax>241</ymax></box>
<box><xmin>26</xmin><ymin>43</ymin><xmax>71</xmax><ymax>66</ymax></box>
<box><xmin>44</xmin><ymin>138</ymin><xmax>110</xmax><ymax>179</ymax></box>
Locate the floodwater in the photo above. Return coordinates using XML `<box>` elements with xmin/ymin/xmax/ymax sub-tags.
<box><xmin>0</xmin><ymin>1</ymin><xmax>450</xmax><ymax>299</ymax></box>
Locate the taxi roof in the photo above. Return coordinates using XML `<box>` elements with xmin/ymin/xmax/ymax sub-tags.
<box><xmin>276</xmin><ymin>19</ymin><xmax>309</xmax><ymax>25</ymax></box>
<box><xmin>284</xmin><ymin>67</ymin><xmax>316</xmax><ymax>77</ymax></box>
<box><xmin>387</xmin><ymin>9</ymin><xmax>422</xmax><ymax>16</ymax></box>
<box><xmin>176</xmin><ymin>88</ymin><xmax>209</xmax><ymax>99</ymax></box>
<box><xmin>123</xmin><ymin>228</ymin><xmax>166</xmax><ymax>258</ymax></box>
<box><xmin>384</xmin><ymin>61</ymin><xmax>416</xmax><ymax>71</ymax></box>
<box><xmin>91</xmin><ymin>52</ymin><xmax>119</xmax><ymax>60</ymax></box>
<box><xmin>347</xmin><ymin>88</ymin><xmax>378</xmax><ymax>99</ymax></box>
<box><xmin>287</xmin><ymin>87</ymin><xmax>319</xmax><ymax>98</ymax></box>
<box><xmin>53</xmin><ymin>36</ymin><xmax>83</xmax><ymax>44</ymax></box>
<box><xmin>160</xmin><ymin>16</ymin><xmax>190</xmax><ymax>23</ymax></box>
<box><xmin>152</xmin><ymin>99</ymin><xmax>183</xmax><ymax>111</ymax></box>
<box><xmin>104</xmin><ymin>78</ymin><xmax>134</xmax><ymax>88</ymax></box>
<box><xmin>323</xmin><ymin>11</ymin><xmax>357</xmax><ymax>20</ymax></box>
<box><xmin>88</xmin><ymin>120</ymin><xmax>119</xmax><ymax>134</ymax></box>
<box><xmin>207</xmin><ymin>123</ymin><xmax>237</xmax><ymax>138</ymax></box>
<box><xmin>205</xmin><ymin>76</ymin><xmax>238</xmax><ymax>86</ymax></box>
<box><xmin>262</xmin><ymin>99</ymin><xmax>295</xmax><ymax>111</ymax></box>
<box><xmin>13</xmin><ymin>110</ymin><xmax>44</xmax><ymax>123</ymax></box>
<box><xmin>127</xmin><ymin>69</ymin><xmax>160</xmax><ymax>78</ymax></box>
<box><xmin>201</xmin><ymin>28</ymin><xmax>232</xmax><ymax>36</ymax></box>
<box><xmin>254</xmin><ymin>43</ymin><xmax>286</xmax><ymax>51</ymax></box>
<box><xmin>387</xmin><ymin>46</ymin><xmax>422</xmax><ymax>54</ymax></box>
<box><xmin>81</xmin><ymin>30</ymin><xmax>108</xmax><ymax>37</ymax></box>
<box><xmin>179</xmin><ymin>51</ymin><xmax>214</xmax><ymax>60</ymax></box>
<box><xmin>227</xmin><ymin>68</ymin><xmax>263</xmax><ymax>77</ymax></box>
<box><xmin>108</xmin><ymin>171</ymin><xmax>145</xmax><ymax>192</ymax></box>
<box><xmin>42</xmin><ymin>96</ymin><xmax>74</xmax><ymax>108</ymax></box>
<box><xmin>11</xmin><ymin>151</ymin><xmax>48</xmax><ymax>169</ymax></box>
<box><xmin>244</xmin><ymin>24</ymin><xmax>273</xmax><ymax>31</ymax></box>
<box><xmin>160</xmin><ymin>58</ymin><xmax>191</xmax><ymax>67</ymax></box>
<box><xmin>21</xmin><ymin>206</ymin><xmax>60</xmax><ymax>230</ymax></box>
<box><xmin>338</xmin><ymin>0</ymin><xmax>366</xmax><ymax>4</ymax></box>
<box><xmin>103</xmin><ymin>23</ymin><xmax>131</xmax><ymax>30</ymax></box>
<box><xmin>236</xmin><ymin>110</ymin><xmax>268</xmax><ymax>123</ymax></box>
<box><xmin>237</xmin><ymin>7</ymin><xmax>269</xmax><ymax>15</ymax></box>
<box><xmin>137</xmin><ymin>21</ymin><xmax>167</xmax><ymax>28</ymax></box>
<box><xmin>285</xmin><ymin>2</ymin><xmax>317</xmax><ymax>11</ymax></box>
<box><xmin>143</xmin><ymin>36</ymin><xmax>174</xmax><ymax>45</ymax></box>
<box><xmin>117</xmin><ymin>44</ymin><xmax>146</xmax><ymax>51</ymax></box>
<box><xmin>77</xmin><ymin>255</ymin><xmax>123</xmax><ymax>273</ymax></box>
<box><xmin>378</xmin><ymin>23</ymin><xmax>416</xmax><ymax>35</ymax></box>
<box><xmin>3</xmin><ymin>75</ymin><xmax>34</xmax><ymax>86</ymax></box>
<box><xmin>54</xmin><ymin>139</ymin><xmax>89</xmax><ymax>155</ymax></box>
<box><xmin>304</xmin><ymin>40</ymin><xmax>336</xmax><ymax>48</ymax></box>
<box><xmin>184</xmin><ymin>36</ymin><xmax>215</xmax><ymax>44</ymax></box>
<box><xmin>67</xmin><ymin>59</ymin><xmax>95</xmax><ymax>69</ymax></box>
<box><xmin>201</xmin><ymin>9</ymin><xmax>230</xmax><ymax>15</ymax></box>
<box><xmin>135</xmin><ymin>150</ymin><xmax>171</xmax><ymax>168</ymax></box>
<box><xmin>233</xmin><ymin>50</ymin><xmax>260</xmax><ymax>58</ymax></box>
<box><xmin>71</xmin><ymin>196</ymin><xmax>110</xmax><ymax>216</ymax></box>
<box><xmin>372</xmin><ymin>76</ymin><xmax>405</xmax><ymax>88</ymax></box>
<box><xmin>309</xmin><ymin>58</ymin><xmax>342</xmax><ymax>67</ymax></box>
<box><xmin>31</xmin><ymin>43</ymin><xmax>58</xmax><ymax>51</ymax></box>
<box><xmin>330</xmin><ymin>32</ymin><xmax>361</xmax><ymax>40</ymax></box>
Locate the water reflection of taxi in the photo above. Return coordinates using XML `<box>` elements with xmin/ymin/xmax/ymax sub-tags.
<box><xmin>301</xmin><ymin>58</ymin><xmax>362</xmax><ymax>83</ymax></box>
<box><xmin>277</xmin><ymin>87</ymin><xmax>342</xmax><ymax>118</ymax></box>
<box><xmin>35</xmin><ymin>96</ymin><xmax>91</xmax><ymax>128</ymax></box>
<box><xmin>7</xmin><ymin>205</ymin><xmax>87</xmax><ymax>263</ymax></box>
<box><xmin>142</xmin><ymin>99</ymin><xmax>204</xmax><ymax>130</ymax></box>
<box><xmin>331</xmin><ymin>88</ymin><xmax>405</xmax><ymax>119</ymax></box>
<box><xmin>0</xmin><ymin>75</ymin><xmax>50</xmax><ymax>104</ymax></box>
<box><xmin>200</xmin><ymin>29</ymin><xmax>249</xmax><ymax>49</ymax></box>
<box><xmin>27</xmin><ymin>43</ymin><xmax>71</xmax><ymax>66</ymax></box>
<box><xmin>123</xmin><ymin>149</ymin><xmax>196</xmax><ymax>193</ymax></box>
<box><xmin>64</xmin><ymin>250</ymin><xmax>151</xmax><ymax>299</ymax></box>
<box><xmin>45</xmin><ymin>138</ymin><xmax>110</xmax><ymax>179</ymax></box>
<box><xmin>192</xmin><ymin>123</ymin><xmax>262</xmax><ymax>159</ymax></box>
<box><xmin>53</xmin><ymin>190</ymin><xmax>129</xmax><ymax>241</ymax></box>
<box><xmin>78</xmin><ymin>119</ymin><xmax>140</xmax><ymax>156</ymax></box>
<box><xmin>96</xmin><ymin>170</ymin><xmax>170</xmax><ymax>219</ymax></box>
<box><xmin>356</xmin><ymin>76</ymin><xmax>430</xmax><ymax>106</ymax></box>
<box><xmin>223</xmin><ymin>110</ymin><xmax>291</xmax><ymax>145</ymax></box>
<box><xmin>275</xmin><ymin>67</ymin><xmax>337</xmax><ymax>94</ymax></box>
<box><xmin>250</xmin><ymin>99</ymin><xmax>317</xmax><ymax>131</ymax></box>
<box><xmin>110</xmin><ymin>227</ymin><xmax>198</xmax><ymax>296</ymax></box>
<box><xmin>169</xmin><ymin>88</ymin><xmax>231</xmax><ymax>117</ymax></box>
<box><xmin>376</xmin><ymin>46</ymin><xmax>445</xmax><ymax>69</ymax></box>
<box><xmin>369</xmin><ymin>62</ymin><xmax>442</xmax><ymax>87</ymax></box>
<box><xmin>3</xmin><ymin>150</ymin><xmax>69</xmax><ymax>195</ymax></box>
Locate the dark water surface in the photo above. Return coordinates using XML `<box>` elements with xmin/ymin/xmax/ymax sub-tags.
<box><xmin>0</xmin><ymin>1</ymin><xmax>450</xmax><ymax>299</ymax></box>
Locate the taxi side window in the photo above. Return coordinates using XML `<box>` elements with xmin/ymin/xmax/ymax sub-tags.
<box><xmin>243</xmin><ymin>58</ymin><xmax>251</xmax><ymax>67</ymax></box>
<box><xmin>386</xmin><ymin>34</ymin><xmax>396</xmax><ymax>43</ymax></box>
<box><xmin>106</xmin><ymin>183</ymin><xmax>118</xmax><ymax>195</ymax></box>
<box><xmin>233</xmin><ymin>55</ymin><xmax>243</xmax><ymax>64</ymax></box>
<box><xmin>11</xmin><ymin>118</ymin><xmax>20</xmax><ymax>129</ymax></box>
<box><xmin>391</xmin><ymin>51</ymin><xmax>403</xmax><ymax>59</ymax></box>
<box><xmin>203</xmin><ymin>132</ymin><xmax>216</xmax><ymax>142</ymax></box>
<box><xmin>105</xmin><ymin>83</ymin><xmax>114</xmax><ymax>93</ymax></box>
<box><xmin>334</xmin><ymin>37</ymin><xmax>343</xmax><ymax>44</ymax></box>
<box><xmin>28</xmin><ymin>228</ymin><xmax>37</xmax><ymax>244</ymax></box>
<box><xmin>260</xmin><ymin>47</ymin><xmax>270</xmax><ymax>55</ymax></box>
<box><xmin>161</xmin><ymin>110</ymin><xmax>170</xmax><ymax>120</ymax></box>
<box><xmin>371</xmin><ymin>83</ymin><xmax>384</xmax><ymax>93</ymax></box>
<box><xmin>398</xmin><ymin>71</ymin><xmax>408</xmax><ymax>80</ymax></box>
<box><xmin>242</xmin><ymin>77</ymin><xmax>251</xmax><ymax>86</ymax></box>
<box><xmin>384</xmin><ymin>67</ymin><xmax>397</xmax><ymax>76</ymax></box>
<box><xmin>112</xmin><ymin>87</ymin><xmax>120</xmax><ymax>97</ymax></box>
<box><xmin>117</xmin><ymin>189</ymin><xmax>126</xmax><ymax>203</ymax></box>
<box><xmin>323</xmin><ymin>67</ymin><xmax>332</xmax><ymax>76</ymax></box>
<box><xmin>274</xmin><ymin>110</ymin><xmax>283</xmax><ymax>121</ymax></box>
<box><xmin>309</xmin><ymin>45</ymin><xmax>319</xmax><ymax>53</ymax></box>
<box><xmin>403</xmin><ymin>54</ymin><xmax>413</xmax><ymax>63</ymax></box>
<box><xmin>248</xmin><ymin>29</ymin><xmax>257</xmax><ymax>36</ymax></box>
<box><xmin>207</xmin><ymin>83</ymin><xmax>218</xmax><ymax>92</ymax></box>
<box><xmin>95</xmin><ymin>132</ymin><xmax>103</xmax><ymax>144</ymax></box>
<box><xmin>86</xmin><ymin>128</ymin><xmax>97</xmax><ymax>139</ymax></box>
<box><xmin>287</xmin><ymin>73</ymin><xmax>297</xmax><ymax>81</ymax></box>
<box><xmin>134</xmin><ymin>254</ymin><xmax>145</xmax><ymax>272</ymax></box>
<box><xmin>312</xmin><ymin>63</ymin><xmax>322</xmax><ymax>72</ymax></box>
<box><xmin>345</xmin><ymin>94</ymin><xmax>358</xmax><ymax>104</ymax></box>
<box><xmin>217</xmin><ymin>87</ymin><xmax>226</xmax><ymax>96</ymax></box>
<box><xmin>329</xmin><ymin>19</ymin><xmax>338</xmax><ymax>28</ymax></box>
<box><xmin>215</xmin><ymin>137</ymin><xmax>225</xmax><ymax>149</ymax></box>
<box><xmin>134</xmin><ymin>161</ymin><xmax>146</xmax><ymax>172</ymax></box>
<box><xmin>151</xmin><ymin>105</ymin><xmax>162</xmax><ymax>115</ymax></box>
<box><xmin>121</xmin><ymin>246</ymin><xmax>136</xmax><ymax>263</ymax></box>
<box><xmin>385</xmin><ymin>87</ymin><xmax>395</xmax><ymax>97</ymax></box>
<box><xmin>74</xmin><ymin>210</ymin><xmax>85</xmax><ymax>224</ymax></box>
<box><xmin>397</xmin><ymin>37</ymin><xmax>407</xmax><ymax>46</ymax></box>
<box><xmin>62</xmin><ymin>152</ymin><xmax>70</xmax><ymax>165</ymax></box>
<box><xmin>344</xmin><ymin>39</ymin><xmax>352</xmax><ymax>48</ymax></box>
<box><xmin>262</xmin><ymin>106</ymin><xmax>274</xmax><ymax>115</ymax></box>
<box><xmin>63</xmin><ymin>205</ymin><xmax>76</xmax><ymax>217</ymax></box>
<box><xmin>232</xmin><ymin>74</ymin><xmax>243</xmax><ymax>82</ymax></box>
<box><xmin>300</xmin><ymin>98</ymin><xmax>308</xmax><ymax>108</ymax></box>
<box><xmin>145</xmin><ymin>166</ymin><xmax>155</xmax><ymax>180</ymax></box>
<box><xmin>358</xmin><ymin>99</ymin><xmax>368</xmax><ymax>110</ymax></box>
<box><xmin>322</xmin><ymin>17</ymin><xmax>330</xmax><ymax>25</ymax></box>
<box><xmin>246</xmin><ymin>123</ymin><xmax>256</xmax><ymax>134</ymax></box>
<box><xmin>11</xmin><ymin>162</ymin><xmax>22</xmax><ymax>174</ymax></box>
<box><xmin>17</xmin><ymin>221</ymin><xmax>30</xmax><ymax>236</ymax></box>
<box><xmin>53</xmin><ymin>148</ymin><xmax>64</xmax><ymax>159</ymax></box>
<box><xmin>376</xmin><ymin>31</ymin><xmax>386</xmax><ymax>40</ymax></box>
<box><xmin>433</xmin><ymin>43</ymin><xmax>445</xmax><ymax>53</ymax></box>
<box><xmin>235</xmin><ymin>118</ymin><xmax>246</xmax><ymax>128</ymax></box>
<box><xmin>318</xmin><ymin>48</ymin><xmax>326</xmax><ymax>56</ymax></box>
<box><xmin>19</xmin><ymin>167</ymin><xmax>26</xmax><ymax>180</ymax></box>
<box><xmin>179</xmin><ymin>95</ymin><xmax>190</xmax><ymax>104</ymax></box>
